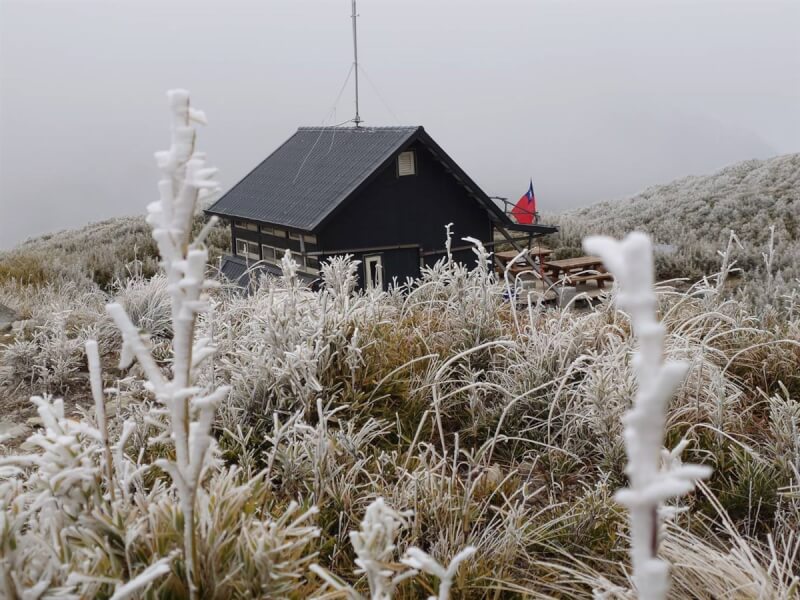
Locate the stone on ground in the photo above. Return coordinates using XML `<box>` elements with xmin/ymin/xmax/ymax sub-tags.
<box><xmin>0</xmin><ymin>302</ymin><xmax>17</xmax><ymax>333</ymax></box>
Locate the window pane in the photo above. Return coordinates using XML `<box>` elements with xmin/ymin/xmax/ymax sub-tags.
<box><xmin>263</xmin><ymin>226</ymin><xmax>284</xmax><ymax>237</ymax></box>
<box><xmin>235</xmin><ymin>220</ymin><xmax>257</xmax><ymax>231</ymax></box>
<box><xmin>236</xmin><ymin>240</ymin><xmax>247</xmax><ymax>255</ymax></box>
<box><xmin>305</xmin><ymin>256</ymin><xmax>319</xmax><ymax>269</ymax></box>
<box><xmin>303</xmin><ymin>234</ymin><xmax>317</xmax><ymax>244</ymax></box>
<box><xmin>261</xmin><ymin>245</ymin><xmax>275</xmax><ymax>260</ymax></box>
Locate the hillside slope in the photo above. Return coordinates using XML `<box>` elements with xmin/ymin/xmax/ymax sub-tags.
<box><xmin>0</xmin><ymin>215</ymin><xmax>230</xmax><ymax>289</ymax></box>
<box><xmin>4</xmin><ymin>154</ymin><xmax>798</xmax><ymax>289</ymax></box>
<box><xmin>552</xmin><ymin>153</ymin><xmax>800</xmax><ymax>280</ymax></box>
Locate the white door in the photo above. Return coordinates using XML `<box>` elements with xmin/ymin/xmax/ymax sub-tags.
<box><xmin>364</xmin><ymin>255</ymin><xmax>383</xmax><ymax>290</ymax></box>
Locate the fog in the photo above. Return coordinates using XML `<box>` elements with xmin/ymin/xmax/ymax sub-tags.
<box><xmin>1</xmin><ymin>0</ymin><xmax>798</xmax><ymax>249</ymax></box>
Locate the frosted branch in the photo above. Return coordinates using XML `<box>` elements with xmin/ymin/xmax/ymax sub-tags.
<box><xmin>583</xmin><ymin>232</ymin><xmax>712</xmax><ymax>600</ymax></box>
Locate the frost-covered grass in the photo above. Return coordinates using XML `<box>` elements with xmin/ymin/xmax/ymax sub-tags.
<box><xmin>1</xmin><ymin>235</ymin><xmax>798</xmax><ymax>597</ymax></box>
<box><xmin>1</xmin><ymin>97</ymin><xmax>799</xmax><ymax>597</ymax></box>
<box><xmin>549</xmin><ymin>153</ymin><xmax>800</xmax><ymax>284</ymax></box>
<box><xmin>0</xmin><ymin>213</ymin><xmax>229</xmax><ymax>291</ymax></box>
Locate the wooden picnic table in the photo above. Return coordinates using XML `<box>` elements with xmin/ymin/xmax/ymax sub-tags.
<box><xmin>495</xmin><ymin>245</ymin><xmax>552</xmax><ymax>263</ymax></box>
<box><xmin>544</xmin><ymin>256</ymin><xmax>613</xmax><ymax>288</ymax></box>
<box><xmin>495</xmin><ymin>246</ymin><xmax>553</xmax><ymax>279</ymax></box>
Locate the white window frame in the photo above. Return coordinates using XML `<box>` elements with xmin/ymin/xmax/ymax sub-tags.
<box><xmin>261</xmin><ymin>244</ymin><xmax>279</xmax><ymax>264</ymax></box>
<box><xmin>236</xmin><ymin>239</ymin><xmax>260</xmax><ymax>260</ymax></box>
<box><xmin>397</xmin><ymin>150</ymin><xmax>416</xmax><ymax>176</ymax></box>
<box><xmin>304</xmin><ymin>255</ymin><xmax>320</xmax><ymax>271</ymax></box>
<box><xmin>364</xmin><ymin>255</ymin><xmax>383</xmax><ymax>290</ymax></box>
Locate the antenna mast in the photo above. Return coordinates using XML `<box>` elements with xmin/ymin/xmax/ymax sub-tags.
<box><xmin>351</xmin><ymin>0</ymin><xmax>362</xmax><ymax>126</ymax></box>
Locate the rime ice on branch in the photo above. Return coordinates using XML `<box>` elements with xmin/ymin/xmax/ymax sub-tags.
<box><xmin>104</xmin><ymin>90</ymin><xmax>228</xmax><ymax>599</ymax></box>
<box><xmin>311</xmin><ymin>497</ymin><xmax>475</xmax><ymax>600</ymax></box>
<box><xmin>583</xmin><ymin>232</ymin><xmax>712</xmax><ymax>600</ymax></box>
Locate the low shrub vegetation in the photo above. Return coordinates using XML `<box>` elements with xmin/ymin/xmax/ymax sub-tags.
<box><xmin>0</xmin><ymin>93</ymin><xmax>798</xmax><ymax>599</ymax></box>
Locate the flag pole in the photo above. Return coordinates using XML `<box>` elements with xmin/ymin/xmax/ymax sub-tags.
<box><xmin>351</xmin><ymin>0</ymin><xmax>362</xmax><ymax>127</ymax></box>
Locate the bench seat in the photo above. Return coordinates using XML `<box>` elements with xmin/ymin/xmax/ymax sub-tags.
<box><xmin>564</xmin><ymin>273</ymin><xmax>613</xmax><ymax>284</ymax></box>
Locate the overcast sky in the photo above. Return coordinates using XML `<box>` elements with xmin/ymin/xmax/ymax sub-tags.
<box><xmin>1</xmin><ymin>0</ymin><xmax>798</xmax><ymax>249</ymax></box>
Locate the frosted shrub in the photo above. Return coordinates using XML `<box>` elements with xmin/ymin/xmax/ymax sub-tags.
<box><xmin>0</xmin><ymin>279</ymin><xmax>118</xmax><ymax>396</ymax></box>
<box><xmin>766</xmin><ymin>384</ymin><xmax>800</xmax><ymax>478</ymax></box>
<box><xmin>405</xmin><ymin>240</ymin><xmax>506</xmax><ymax>351</ymax></box>
<box><xmin>550</xmin><ymin>153</ymin><xmax>800</xmax><ymax>295</ymax></box>
<box><xmin>312</xmin><ymin>498</ymin><xmax>414</xmax><ymax>598</ymax></box>
<box><xmin>312</xmin><ymin>497</ymin><xmax>475</xmax><ymax>600</ymax></box>
<box><xmin>0</xmin><ymin>91</ymin><xmax>322</xmax><ymax>599</ymax></box>
<box><xmin>1</xmin><ymin>338</ymin><xmax>39</xmax><ymax>385</ymax></box>
<box><xmin>1</xmin><ymin>316</ymin><xmax>85</xmax><ymax>391</ymax></box>
<box><xmin>114</xmin><ymin>274</ymin><xmax>172</xmax><ymax>343</ymax></box>
<box><xmin>205</xmin><ymin>250</ymin><xmax>396</xmax><ymax>439</ymax></box>
<box><xmin>1</xmin><ymin>89</ymin><xmax>799</xmax><ymax>599</ymax></box>
<box><xmin>0</xmin><ymin>395</ymin><xmax>106</xmax><ymax>594</ymax></box>
<box><xmin>402</xmin><ymin>546</ymin><xmax>477</xmax><ymax>600</ymax></box>
<box><xmin>0</xmin><ymin>212</ymin><xmax>228</xmax><ymax>291</ymax></box>
<box><xmin>1</xmin><ymin>396</ymin><xmax>101</xmax><ymax>520</ymax></box>
<box><xmin>100</xmin><ymin>89</ymin><xmax>231</xmax><ymax>598</ymax></box>
<box><xmin>584</xmin><ymin>232</ymin><xmax>713</xmax><ymax>600</ymax></box>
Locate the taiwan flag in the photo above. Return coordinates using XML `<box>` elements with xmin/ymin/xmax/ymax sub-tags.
<box><xmin>511</xmin><ymin>180</ymin><xmax>537</xmax><ymax>224</ymax></box>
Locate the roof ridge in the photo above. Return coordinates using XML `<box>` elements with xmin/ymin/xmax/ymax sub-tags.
<box><xmin>297</xmin><ymin>125</ymin><xmax>420</xmax><ymax>131</ymax></box>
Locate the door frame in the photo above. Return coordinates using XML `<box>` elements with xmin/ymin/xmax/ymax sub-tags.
<box><xmin>363</xmin><ymin>254</ymin><xmax>384</xmax><ymax>290</ymax></box>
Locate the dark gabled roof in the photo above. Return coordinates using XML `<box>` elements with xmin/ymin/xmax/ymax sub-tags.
<box><xmin>205</xmin><ymin>125</ymin><xmax>511</xmax><ymax>232</ymax></box>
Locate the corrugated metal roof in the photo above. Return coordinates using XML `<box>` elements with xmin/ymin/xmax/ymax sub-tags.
<box><xmin>217</xmin><ymin>255</ymin><xmax>318</xmax><ymax>291</ymax></box>
<box><xmin>218</xmin><ymin>254</ymin><xmax>250</xmax><ymax>286</ymax></box>
<box><xmin>206</xmin><ymin>126</ymin><xmax>420</xmax><ymax>232</ymax></box>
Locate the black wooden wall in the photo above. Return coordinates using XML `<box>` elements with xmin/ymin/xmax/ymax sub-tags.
<box><xmin>317</xmin><ymin>140</ymin><xmax>494</xmax><ymax>288</ymax></box>
<box><xmin>230</xmin><ymin>224</ymin><xmax>317</xmax><ymax>259</ymax></box>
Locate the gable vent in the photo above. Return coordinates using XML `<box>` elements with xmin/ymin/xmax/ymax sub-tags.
<box><xmin>397</xmin><ymin>150</ymin><xmax>416</xmax><ymax>176</ymax></box>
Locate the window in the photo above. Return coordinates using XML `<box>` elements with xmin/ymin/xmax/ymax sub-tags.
<box><xmin>236</xmin><ymin>239</ymin><xmax>260</xmax><ymax>260</ymax></box>
<box><xmin>304</xmin><ymin>255</ymin><xmax>320</xmax><ymax>271</ymax></box>
<box><xmin>261</xmin><ymin>245</ymin><xmax>278</xmax><ymax>263</ymax></box>
<box><xmin>286</xmin><ymin>230</ymin><xmax>316</xmax><ymax>244</ymax></box>
<box><xmin>397</xmin><ymin>150</ymin><xmax>416</xmax><ymax>176</ymax></box>
<box><xmin>234</xmin><ymin>220</ymin><xmax>258</xmax><ymax>231</ymax></box>
<box><xmin>364</xmin><ymin>255</ymin><xmax>383</xmax><ymax>290</ymax></box>
<box><xmin>262</xmin><ymin>226</ymin><xmax>285</xmax><ymax>238</ymax></box>
<box><xmin>262</xmin><ymin>244</ymin><xmax>291</xmax><ymax>265</ymax></box>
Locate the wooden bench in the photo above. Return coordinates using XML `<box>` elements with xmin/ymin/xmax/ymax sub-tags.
<box><xmin>542</xmin><ymin>256</ymin><xmax>615</xmax><ymax>291</ymax></box>
<box><xmin>544</xmin><ymin>256</ymin><xmax>604</xmax><ymax>278</ymax></box>
<box><xmin>495</xmin><ymin>247</ymin><xmax>553</xmax><ymax>282</ymax></box>
<box><xmin>564</xmin><ymin>273</ymin><xmax>613</xmax><ymax>286</ymax></box>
